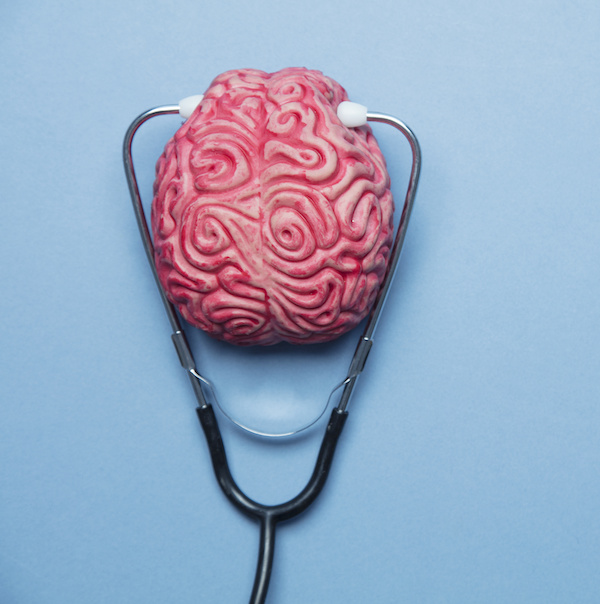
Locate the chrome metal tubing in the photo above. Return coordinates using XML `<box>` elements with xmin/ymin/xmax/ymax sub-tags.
<box><xmin>123</xmin><ymin>105</ymin><xmax>421</xmax><ymax>422</ymax></box>
<box><xmin>123</xmin><ymin>105</ymin><xmax>209</xmax><ymax>408</ymax></box>
<box><xmin>336</xmin><ymin>112</ymin><xmax>422</xmax><ymax>412</ymax></box>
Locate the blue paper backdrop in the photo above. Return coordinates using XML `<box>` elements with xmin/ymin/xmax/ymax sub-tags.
<box><xmin>1</xmin><ymin>1</ymin><xmax>599</xmax><ymax>602</ymax></box>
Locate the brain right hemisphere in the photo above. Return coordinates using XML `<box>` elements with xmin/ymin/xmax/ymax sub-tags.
<box><xmin>151</xmin><ymin>68</ymin><xmax>394</xmax><ymax>345</ymax></box>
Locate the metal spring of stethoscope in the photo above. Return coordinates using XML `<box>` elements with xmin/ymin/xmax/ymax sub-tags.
<box><xmin>123</xmin><ymin>96</ymin><xmax>421</xmax><ymax>604</ymax></box>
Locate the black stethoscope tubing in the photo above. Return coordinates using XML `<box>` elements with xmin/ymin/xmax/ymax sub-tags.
<box><xmin>198</xmin><ymin>402</ymin><xmax>347</xmax><ymax>603</ymax></box>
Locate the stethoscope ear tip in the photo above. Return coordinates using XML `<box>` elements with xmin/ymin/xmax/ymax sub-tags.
<box><xmin>179</xmin><ymin>96</ymin><xmax>370</xmax><ymax>127</ymax></box>
<box><xmin>337</xmin><ymin>100</ymin><xmax>368</xmax><ymax>127</ymax></box>
<box><xmin>178</xmin><ymin>94</ymin><xmax>204</xmax><ymax>119</ymax></box>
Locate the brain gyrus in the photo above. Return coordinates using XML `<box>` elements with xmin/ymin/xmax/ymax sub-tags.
<box><xmin>151</xmin><ymin>68</ymin><xmax>394</xmax><ymax>345</ymax></box>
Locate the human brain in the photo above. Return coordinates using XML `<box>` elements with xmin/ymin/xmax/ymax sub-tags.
<box><xmin>151</xmin><ymin>68</ymin><xmax>394</xmax><ymax>345</ymax></box>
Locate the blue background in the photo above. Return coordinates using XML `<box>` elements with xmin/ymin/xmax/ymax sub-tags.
<box><xmin>1</xmin><ymin>1</ymin><xmax>599</xmax><ymax>602</ymax></box>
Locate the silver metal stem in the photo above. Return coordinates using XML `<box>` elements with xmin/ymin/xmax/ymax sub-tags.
<box><xmin>123</xmin><ymin>105</ymin><xmax>180</xmax><ymax>331</ymax></box>
<box><xmin>123</xmin><ymin>105</ymin><xmax>208</xmax><ymax>408</ymax></box>
<box><xmin>335</xmin><ymin>112</ymin><xmax>422</xmax><ymax>412</ymax></box>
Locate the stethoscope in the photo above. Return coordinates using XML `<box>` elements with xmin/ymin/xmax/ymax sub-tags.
<box><xmin>123</xmin><ymin>95</ymin><xmax>421</xmax><ymax>604</ymax></box>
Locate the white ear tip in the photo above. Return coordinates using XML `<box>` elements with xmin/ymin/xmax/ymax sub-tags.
<box><xmin>179</xmin><ymin>94</ymin><xmax>204</xmax><ymax>119</ymax></box>
<box><xmin>337</xmin><ymin>101</ymin><xmax>368</xmax><ymax>127</ymax></box>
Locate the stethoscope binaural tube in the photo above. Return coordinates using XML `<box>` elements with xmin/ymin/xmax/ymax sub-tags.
<box><xmin>123</xmin><ymin>99</ymin><xmax>421</xmax><ymax>604</ymax></box>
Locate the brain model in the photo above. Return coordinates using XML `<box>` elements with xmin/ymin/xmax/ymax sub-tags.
<box><xmin>151</xmin><ymin>68</ymin><xmax>394</xmax><ymax>345</ymax></box>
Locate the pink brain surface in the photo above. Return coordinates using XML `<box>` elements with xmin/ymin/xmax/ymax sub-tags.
<box><xmin>151</xmin><ymin>68</ymin><xmax>394</xmax><ymax>346</ymax></box>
